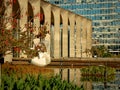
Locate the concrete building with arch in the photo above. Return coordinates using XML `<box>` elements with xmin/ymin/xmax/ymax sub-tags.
<box><xmin>46</xmin><ymin>0</ymin><xmax>120</xmax><ymax>55</ymax></box>
<box><xmin>3</xmin><ymin>0</ymin><xmax>92</xmax><ymax>58</ymax></box>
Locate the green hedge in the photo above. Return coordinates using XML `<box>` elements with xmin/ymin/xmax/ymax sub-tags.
<box><xmin>1</xmin><ymin>73</ymin><xmax>84</xmax><ymax>90</ymax></box>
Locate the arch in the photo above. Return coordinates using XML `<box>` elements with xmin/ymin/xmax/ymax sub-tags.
<box><xmin>12</xmin><ymin>0</ymin><xmax>20</xmax><ymax>19</ymax></box>
<box><xmin>0</xmin><ymin>0</ymin><xmax>5</xmax><ymax>16</ymax></box>
<box><xmin>68</xmin><ymin>17</ymin><xmax>70</xmax><ymax>25</ymax></box>
<box><xmin>60</xmin><ymin>10</ymin><xmax>69</xmax><ymax>57</ymax></box>
<box><xmin>60</xmin><ymin>11</ymin><xmax>68</xmax><ymax>25</ymax></box>
<box><xmin>51</xmin><ymin>11</ymin><xmax>54</xmax><ymax>25</ymax></box>
<box><xmin>75</xmin><ymin>16</ymin><xmax>81</xmax><ymax>57</ymax></box>
<box><xmin>0</xmin><ymin>0</ymin><xmax>5</xmax><ymax>28</ymax></box>
<box><xmin>51</xmin><ymin>10</ymin><xmax>62</xmax><ymax>25</ymax></box>
<box><xmin>60</xmin><ymin>14</ymin><xmax>62</xmax><ymax>25</ymax></box>
<box><xmin>51</xmin><ymin>9</ymin><xmax>57</xmax><ymax>25</ymax></box>
<box><xmin>51</xmin><ymin>8</ymin><xmax>60</xmax><ymax>57</ymax></box>
<box><xmin>28</xmin><ymin>2</ymin><xmax>34</xmax><ymax>22</ymax></box>
<box><xmin>40</xmin><ymin>7</ymin><xmax>45</xmax><ymax>25</ymax></box>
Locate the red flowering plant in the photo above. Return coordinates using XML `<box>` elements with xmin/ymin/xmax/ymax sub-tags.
<box><xmin>0</xmin><ymin>20</ymin><xmax>49</xmax><ymax>59</ymax></box>
<box><xmin>0</xmin><ymin>0</ymin><xmax>49</xmax><ymax>62</ymax></box>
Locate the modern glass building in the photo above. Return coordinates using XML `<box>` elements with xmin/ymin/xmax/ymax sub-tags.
<box><xmin>45</xmin><ymin>0</ymin><xmax>120</xmax><ymax>54</ymax></box>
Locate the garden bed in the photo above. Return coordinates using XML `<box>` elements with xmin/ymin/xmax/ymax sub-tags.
<box><xmin>2</xmin><ymin>63</ymin><xmax>54</xmax><ymax>78</ymax></box>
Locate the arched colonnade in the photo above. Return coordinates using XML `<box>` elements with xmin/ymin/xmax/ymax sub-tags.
<box><xmin>4</xmin><ymin>0</ymin><xmax>92</xmax><ymax>58</ymax></box>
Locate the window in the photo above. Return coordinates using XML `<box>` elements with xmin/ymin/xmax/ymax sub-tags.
<box><xmin>76</xmin><ymin>0</ymin><xmax>81</xmax><ymax>3</ymax></box>
<box><xmin>102</xmin><ymin>16</ymin><xmax>105</xmax><ymax>20</ymax></box>
<box><xmin>54</xmin><ymin>1</ymin><xmax>60</xmax><ymax>4</ymax></box>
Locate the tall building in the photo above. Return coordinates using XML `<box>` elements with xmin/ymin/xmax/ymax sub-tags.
<box><xmin>45</xmin><ymin>0</ymin><xmax>120</xmax><ymax>54</ymax></box>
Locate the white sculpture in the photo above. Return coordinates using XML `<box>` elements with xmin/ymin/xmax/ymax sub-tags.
<box><xmin>31</xmin><ymin>52</ymin><xmax>50</xmax><ymax>66</ymax></box>
<box><xmin>31</xmin><ymin>35</ymin><xmax>51</xmax><ymax>66</ymax></box>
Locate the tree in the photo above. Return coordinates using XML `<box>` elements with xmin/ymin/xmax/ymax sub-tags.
<box><xmin>91</xmin><ymin>45</ymin><xmax>112</xmax><ymax>58</ymax></box>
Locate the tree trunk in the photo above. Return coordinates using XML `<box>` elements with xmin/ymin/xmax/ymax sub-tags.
<box><xmin>0</xmin><ymin>63</ymin><xmax>1</xmax><ymax>87</ymax></box>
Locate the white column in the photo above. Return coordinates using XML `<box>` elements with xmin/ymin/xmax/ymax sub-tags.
<box><xmin>43</xmin><ymin>4</ymin><xmax>51</xmax><ymax>28</ymax></box>
<box><xmin>80</xmin><ymin>16</ymin><xmax>83</xmax><ymax>58</ymax></box>
<box><xmin>81</xmin><ymin>18</ymin><xmax>87</xmax><ymax>57</ymax></box>
<box><xmin>18</xmin><ymin>0</ymin><xmax>28</xmax><ymax>30</ymax></box>
<box><xmin>69</xmin><ymin>14</ymin><xmax>75</xmax><ymax>57</ymax></box>
<box><xmin>41</xmin><ymin>3</ymin><xmax>51</xmax><ymax>54</ymax></box>
<box><xmin>52</xmin><ymin>8</ymin><xmax>60</xmax><ymax>58</ymax></box>
<box><xmin>4</xmin><ymin>0</ymin><xmax>13</xmax><ymax>29</ymax></box>
<box><xmin>61</xmin><ymin>10</ymin><xmax>68</xmax><ymax>57</ymax></box>
<box><xmin>29</xmin><ymin>0</ymin><xmax>40</xmax><ymax>35</ymax></box>
<box><xmin>87</xmin><ymin>20</ymin><xmax>92</xmax><ymax>57</ymax></box>
<box><xmin>4</xmin><ymin>0</ymin><xmax>12</xmax><ymax>18</ymax></box>
<box><xmin>76</xmin><ymin>16</ymin><xmax>81</xmax><ymax>57</ymax></box>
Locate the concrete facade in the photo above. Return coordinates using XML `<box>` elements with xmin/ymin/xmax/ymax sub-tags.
<box><xmin>3</xmin><ymin>0</ymin><xmax>92</xmax><ymax>58</ymax></box>
<box><xmin>46</xmin><ymin>0</ymin><xmax>120</xmax><ymax>54</ymax></box>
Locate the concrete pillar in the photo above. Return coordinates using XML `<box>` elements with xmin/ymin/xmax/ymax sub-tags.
<box><xmin>18</xmin><ymin>0</ymin><xmax>28</xmax><ymax>29</ymax></box>
<box><xmin>29</xmin><ymin>0</ymin><xmax>40</xmax><ymax>35</ymax></box>
<box><xmin>17</xmin><ymin>0</ymin><xmax>28</xmax><ymax>58</ymax></box>
<box><xmin>41</xmin><ymin>3</ymin><xmax>51</xmax><ymax>54</ymax></box>
<box><xmin>4</xmin><ymin>0</ymin><xmax>13</xmax><ymax>29</ymax></box>
<box><xmin>61</xmin><ymin>10</ymin><xmax>68</xmax><ymax>57</ymax></box>
<box><xmin>69</xmin><ymin>14</ymin><xmax>75</xmax><ymax>57</ymax></box>
<box><xmin>50</xmin><ymin>25</ymin><xmax>54</xmax><ymax>57</ymax></box>
<box><xmin>4</xmin><ymin>0</ymin><xmax>12</xmax><ymax>18</ymax></box>
<box><xmin>41</xmin><ymin>2</ymin><xmax>51</xmax><ymax>29</ymax></box>
<box><xmin>76</xmin><ymin>16</ymin><xmax>81</xmax><ymax>57</ymax></box>
<box><xmin>80</xmin><ymin>17</ymin><xmax>83</xmax><ymax>58</ymax></box>
<box><xmin>87</xmin><ymin>20</ymin><xmax>92</xmax><ymax>57</ymax></box>
<box><xmin>52</xmin><ymin>8</ymin><xmax>60</xmax><ymax>58</ymax></box>
<box><xmin>81</xmin><ymin>18</ymin><xmax>87</xmax><ymax>57</ymax></box>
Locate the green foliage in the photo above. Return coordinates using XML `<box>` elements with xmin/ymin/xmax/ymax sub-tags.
<box><xmin>80</xmin><ymin>66</ymin><xmax>116</xmax><ymax>82</ymax></box>
<box><xmin>91</xmin><ymin>45</ymin><xmax>112</xmax><ymax>57</ymax></box>
<box><xmin>0</xmin><ymin>73</ymin><xmax>84</xmax><ymax>90</ymax></box>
